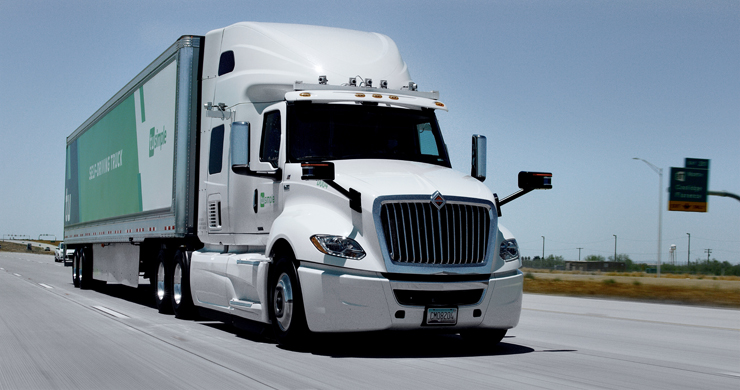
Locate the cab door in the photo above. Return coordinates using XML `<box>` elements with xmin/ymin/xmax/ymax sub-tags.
<box><xmin>227</xmin><ymin>105</ymin><xmax>285</xmax><ymax>236</ymax></box>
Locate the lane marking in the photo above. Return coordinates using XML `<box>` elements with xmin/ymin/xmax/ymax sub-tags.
<box><xmin>39</xmin><ymin>283</ymin><xmax>54</xmax><ymax>289</ymax></box>
<box><xmin>13</xmin><ymin>273</ymin><xmax>21</xmax><ymax>277</ymax></box>
<box><xmin>524</xmin><ymin>308</ymin><xmax>739</xmax><ymax>331</ymax></box>
<box><xmin>92</xmin><ymin>306</ymin><xmax>130</xmax><ymax>319</ymax></box>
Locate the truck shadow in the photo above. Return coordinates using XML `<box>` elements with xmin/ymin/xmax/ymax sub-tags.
<box><xmin>92</xmin><ymin>282</ymin><xmax>157</xmax><ymax>309</ymax></box>
<box><xmin>295</xmin><ymin>333</ymin><xmax>534</xmax><ymax>358</ymax></box>
<box><xmin>93</xmin><ymin>283</ymin><xmax>535</xmax><ymax>359</ymax></box>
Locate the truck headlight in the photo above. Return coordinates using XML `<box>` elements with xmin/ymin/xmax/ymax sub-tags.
<box><xmin>499</xmin><ymin>239</ymin><xmax>519</xmax><ymax>262</ymax></box>
<box><xmin>310</xmin><ymin>235</ymin><xmax>366</xmax><ymax>260</ymax></box>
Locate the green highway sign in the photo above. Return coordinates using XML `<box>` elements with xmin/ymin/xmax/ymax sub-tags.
<box><xmin>669</xmin><ymin>166</ymin><xmax>709</xmax><ymax>212</ymax></box>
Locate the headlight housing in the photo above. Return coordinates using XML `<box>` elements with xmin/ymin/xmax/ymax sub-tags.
<box><xmin>310</xmin><ymin>235</ymin><xmax>366</xmax><ymax>260</ymax></box>
<box><xmin>499</xmin><ymin>239</ymin><xmax>519</xmax><ymax>262</ymax></box>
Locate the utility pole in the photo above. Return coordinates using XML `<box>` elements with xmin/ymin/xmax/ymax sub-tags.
<box><xmin>705</xmin><ymin>248</ymin><xmax>712</xmax><ymax>263</ymax></box>
<box><xmin>577</xmin><ymin>247</ymin><xmax>583</xmax><ymax>261</ymax></box>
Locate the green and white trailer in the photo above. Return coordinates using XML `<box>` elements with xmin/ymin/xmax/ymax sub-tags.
<box><xmin>64</xmin><ymin>22</ymin><xmax>550</xmax><ymax>347</ymax></box>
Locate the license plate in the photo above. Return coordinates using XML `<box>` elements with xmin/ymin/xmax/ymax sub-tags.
<box><xmin>426</xmin><ymin>307</ymin><xmax>457</xmax><ymax>325</ymax></box>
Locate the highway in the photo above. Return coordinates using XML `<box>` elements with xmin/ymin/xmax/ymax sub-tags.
<box><xmin>1</xmin><ymin>251</ymin><xmax>738</xmax><ymax>389</ymax></box>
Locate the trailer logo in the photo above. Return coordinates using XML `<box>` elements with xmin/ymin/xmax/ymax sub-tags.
<box><xmin>149</xmin><ymin>127</ymin><xmax>167</xmax><ymax>157</ymax></box>
<box><xmin>431</xmin><ymin>191</ymin><xmax>446</xmax><ymax>210</ymax></box>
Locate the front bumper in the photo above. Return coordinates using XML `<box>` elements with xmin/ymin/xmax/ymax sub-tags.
<box><xmin>298</xmin><ymin>264</ymin><xmax>523</xmax><ymax>333</ymax></box>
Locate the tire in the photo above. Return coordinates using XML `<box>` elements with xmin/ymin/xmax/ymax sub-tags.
<box><xmin>461</xmin><ymin>328</ymin><xmax>507</xmax><ymax>348</ymax></box>
<box><xmin>171</xmin><ymin>249</ymin><xmax>195</xmax><ymax>319</ymax></box>
<box><xmin>72</xmin><ymin>250</ymin><xmax>80</xmax><ymax>288</ymax></box>
<box><xmin>269</xmin><ymin>255</ymin><xmax>309</xmax><ymax>347</ymax></box>
<box><xmin>151</xmin><ymin>250</ymin><xmax>173</xmax><ymax>314</ymax></box>
<box><xmin>78</xmin><ymin>247</ymin><xmax>93</xmax><ymax>290</ymax></box>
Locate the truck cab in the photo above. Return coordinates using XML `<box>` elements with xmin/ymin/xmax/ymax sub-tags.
<box><xmin>188</xmin><ymin>23</ymin><xmax>539</xmax><ymax>344</ymax></box>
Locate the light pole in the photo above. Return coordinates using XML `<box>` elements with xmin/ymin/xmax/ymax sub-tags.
<box><xmin>577</xmin><ymin>247</ymin><xmax>583</xmax><ymax>261</ymax></box>
<box><xmin>633</xmin><ymin>157</ymin><xmax>662</xmax><ymax>278</ymax></box>
<box><xmin>613</xmin><ymin>235</ymin><xmax>617</xmax><ymax>261</ymax></box>
<box><xmin>686</xmin><ymin>233</ymin><xmax>690</xmax><ymax>266</ymax></box>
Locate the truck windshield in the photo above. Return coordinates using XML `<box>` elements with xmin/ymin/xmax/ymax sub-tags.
<box><xmin>287</xmin><ymin>103</ymin><xmax>451</xmax><ymax>168</ymax></box>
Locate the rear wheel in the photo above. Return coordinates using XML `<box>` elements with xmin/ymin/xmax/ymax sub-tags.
<box><xmin>72</xmin><ymin>250</ymin><xmax>80</xmax><ymax>287</ymax></box>
<box><xmin>171</xmin><ymin>249</ymin><xmax>194</xmax><ymax>319</ymax></box>
<box><xmin>269</xmin><ymin>255</ymin><xmax>308</xmax><ymax>347</ymax></box>
<box><xmin>78</xmin><ymin>247</ymin><xmax>93</xmax><ymax>290</ymax></box>
<box><xmin>151</xmin><ymin>251</ymin><xmax>172</xmax><ymax>314</ymax></box>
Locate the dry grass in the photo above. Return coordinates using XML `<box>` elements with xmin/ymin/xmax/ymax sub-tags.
<box><xmin>524</xmin><ymin>272</ymin><xmax>740</xmax><ymax>308</ymax></box>
<box><xmin>522</xmin><ymin>268</ymin><xmax>740</xmax><ymax>281</ymax></box>
<box><xmin>0</xmin><ymin>241</ymin><xmax>54</xmax><ymax>255</ymax></box>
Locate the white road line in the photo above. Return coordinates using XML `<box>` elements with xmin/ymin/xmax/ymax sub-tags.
<box><xmin>13</xmin><ymin>273</ymin><xmax>21</xmax><ymax>277</ymax></box>
<box><xmin>92</xmin><ymin>306</ymin><xmax>129</xmax><ymax>319</ymax></box>
<box><xmin>38</xmin><ymin>283</ymin><xmax>53</xmax><ymax>289</ymax></box>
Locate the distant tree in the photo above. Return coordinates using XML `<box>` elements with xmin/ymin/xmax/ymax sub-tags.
<box><xmin>584</xmin><ymin>254</ymin><xmax>605</xmax><ymax>262</ymax></box>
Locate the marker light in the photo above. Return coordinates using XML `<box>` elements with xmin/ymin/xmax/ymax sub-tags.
<box><xmin>311</xmin><ymin>235</ymin><xmax>366</xmax><ymax>260</ymax></box>
<box><xmin>355</xmin><ymin>93</ymin><xmax>365</xmax><ymax>98</ymax></box>
<box><xmin>435</xmin><ymin>102</ymin><xmax>445</xmax><ymax>107</ymax></box>
<box><xmin>372</xmin><ymin>94</ymin><xmax>382</xmax><ymax>98</ymax></box>
<box><xmin>300</xmin><ymin>92</ymin><xmax>311</xmax><ymax>97</ymax></box>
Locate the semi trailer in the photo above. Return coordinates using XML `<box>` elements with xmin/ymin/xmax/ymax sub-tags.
<box><xmin>64</xmin><ymin>22</ymin><xmax>551</xmax><ymax>346</ymax></box>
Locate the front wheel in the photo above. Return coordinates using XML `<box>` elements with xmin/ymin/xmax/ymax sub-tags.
<box><xmin>269</xmin><ymin>255</ymin><xmax>308</xmax><ymax>347</ymax></box>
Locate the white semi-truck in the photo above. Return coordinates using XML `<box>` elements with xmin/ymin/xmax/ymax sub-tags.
<box><xmin>64</xmin><ymin>22</ymin><xmax>551</xmax><ymax>346</ymax></box>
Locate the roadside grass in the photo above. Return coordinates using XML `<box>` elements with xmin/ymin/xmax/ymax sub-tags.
<box><xmin>0</xmin><ymin>241</ymin><xmax>54</xmax><ymax>255</ymax></box>
<box><xmin>523</xmin><ymin>276</ymin><xmax>740</xmax><ymax>308</ymax></box>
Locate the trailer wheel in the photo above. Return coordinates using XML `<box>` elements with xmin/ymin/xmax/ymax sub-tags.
<box><xmin>269</xmin><ymin>255</ymin><xmax>308</xmax><ymax>347</ymax></box>
<box><xmin>72</xmin><ymin>250</ymin><xmax>81</xmax><ymax>288</ymax></box>
<box><xmin>171</xmin><ymin>250</ymin><xmax>194</xmax><ymax>319</ymax></box>
<box><xmin>152</xmin><ymin>251</ymin><xmax>172</xmax><ymax>314</ymax></box>
<box><xmin>461</xmin><ymin>328</ymin><xmax>507</xmax><ymax>348</ymax></box>
<box><xmin>79</xmin><ymin>247</ymin><xmax>93</xmax><ymax>290</ymax></box>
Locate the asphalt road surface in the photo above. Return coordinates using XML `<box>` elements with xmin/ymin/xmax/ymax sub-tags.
<box><xmin>1</xmin><ymin>251</ymin><xmax>738</xmax><ymax>389</ymax></box>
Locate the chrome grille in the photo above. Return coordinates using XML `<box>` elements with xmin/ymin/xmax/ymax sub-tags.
<box><xmin>379</xmin><ymin>202</ymin><xmax>490</xmax><ymax>265</ymax></box>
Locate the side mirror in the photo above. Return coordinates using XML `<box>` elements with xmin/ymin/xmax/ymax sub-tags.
<box><xmin>518</xmin><ymin>171</ymin><xmax>552</xmax><ymax>190</ymax></box>
<box><xmin>301</xmin><ymin>162</ymin><xmax>336</xmax><ymax>181</ymax></box>
<box><xmin>471</xmin><ymin>134</ymin><xmax>486</xmax><ymax>182</ymax></box>
<box><xmin>496</xmin><ymin>171</ymin><xmax>553</xmax><ymax>214</ymax></box>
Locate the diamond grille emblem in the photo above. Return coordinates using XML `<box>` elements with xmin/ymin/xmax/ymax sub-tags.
<box><xmin>431</xmin><ymin>191</ymin><xmax>446</xmax><ymax>210</ymax></box>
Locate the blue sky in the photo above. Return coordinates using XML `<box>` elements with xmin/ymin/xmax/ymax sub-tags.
<box><xmin>1</xmin><ymin>0</ymin><xmax>738</xmax><ymax>264</ymax></box>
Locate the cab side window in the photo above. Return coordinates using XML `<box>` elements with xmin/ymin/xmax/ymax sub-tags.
<box><xmin>208</xmin><ymin>125</ymin><xmax>225</xmax><ymax>174</ymax></box>
<box><xmin>260</xmin><ymin>111</ymin><xmax>281</xmax><ymax>168</ymax></box>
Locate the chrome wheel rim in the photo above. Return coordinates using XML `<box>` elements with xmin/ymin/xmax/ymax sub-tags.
<box><xmin>73</xmin><ymin>253</ymin><xmax>79</xmax><ymax>283</ymax></box>
<box><xmin>156</xmin><ymin>262</ymin><xmax>166</xmax><ymax>301</ymax></box>
<box><xmin>173</xmin><ymin>262</ymin><xmax>182</xmax><ymax>305</ymax></box>
<box><xmin>273</xmin><ymin>273</ymin><xmax>293</xmax><ymax>332</ymax></box>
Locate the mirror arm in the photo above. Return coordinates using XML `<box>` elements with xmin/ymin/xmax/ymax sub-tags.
<box><xmin>325</xmin><ymin>180</ymin><xmax>362</xmax><ymax>213</ymax></box>
<box><xmin>497</xmin><ymin>188</ymin><xmax>535</xmax><ymax>208</ymax></box>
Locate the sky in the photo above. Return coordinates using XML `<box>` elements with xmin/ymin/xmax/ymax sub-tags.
<box><xmin>1</xmin><ymin>0</ymin><xmax>738</xmax><ymax>265</ymax></box>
